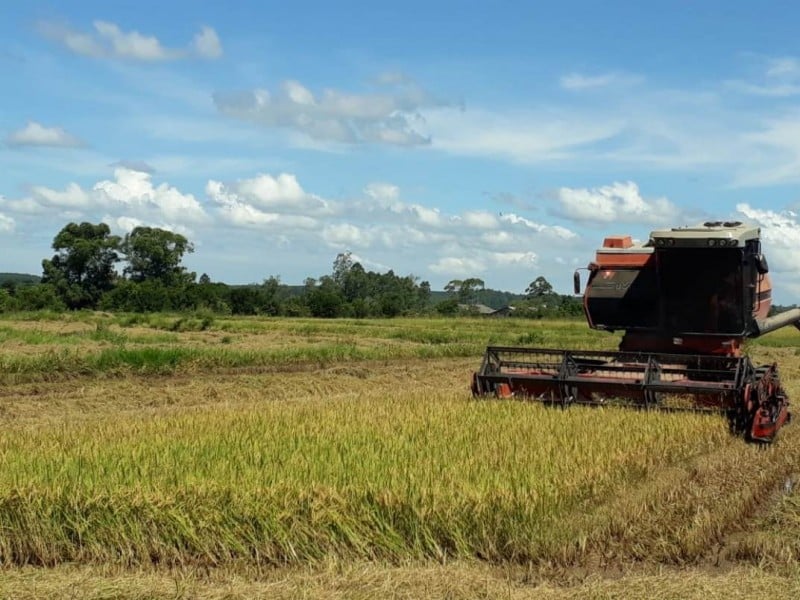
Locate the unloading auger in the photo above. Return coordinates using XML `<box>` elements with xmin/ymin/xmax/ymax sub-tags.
<box><xmin>472</xmin><ymin>221</ymin><xmax>798</xmax><ymax>442</ymax></box>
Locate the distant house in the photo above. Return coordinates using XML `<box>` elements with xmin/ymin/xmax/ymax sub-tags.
<box><xmin>458</xmin><ymin>303</ymin><xmax>515</xmax><ymax>317</ymax></box>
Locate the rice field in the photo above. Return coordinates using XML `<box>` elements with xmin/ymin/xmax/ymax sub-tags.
<box><xmin>1</xmin><ymin>312</ymin><xmax>800</xmax><ymax>598</ymax></box>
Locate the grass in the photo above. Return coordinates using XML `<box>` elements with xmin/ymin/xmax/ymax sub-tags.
<box><xmin>0</xmin><ymin>314</ymin><xmax>614</xmax><ymax>383</ymax></box>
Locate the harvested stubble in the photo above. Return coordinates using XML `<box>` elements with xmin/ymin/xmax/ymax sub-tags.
<box><xmin>2</xmin><ymin>563</ymin><xmax>800</xmax><ymax>600</ymax></box>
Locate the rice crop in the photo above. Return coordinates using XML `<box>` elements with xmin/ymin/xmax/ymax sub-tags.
<box><xmin>0</xmin><ymin>385</ymin><xmax>737</xmax><ymax>567</ymax></box>
<box><xmin>0</xmin><ymin>312</ymin><xmax>799</xmax><ymax>585</ymax></box>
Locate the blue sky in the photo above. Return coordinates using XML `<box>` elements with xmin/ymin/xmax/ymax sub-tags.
<box><xmin>3</xmin><ymin>1</ymin><xmax>800</xmax><ymax>300</ymax></box>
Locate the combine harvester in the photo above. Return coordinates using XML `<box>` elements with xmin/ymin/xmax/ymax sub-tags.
<box><xmin>472</xmin><ymin>221</ymin><xmax>800</xmax><ymax>443</ymax></box>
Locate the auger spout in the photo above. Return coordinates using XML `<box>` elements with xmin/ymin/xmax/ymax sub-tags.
<box><xmin>753</xmin><ymin>307</ymin><xmax>800</xmax><ymax>337</ymax></box>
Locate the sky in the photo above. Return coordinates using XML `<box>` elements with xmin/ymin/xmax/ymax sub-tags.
<box><xmin>3</xmin><ymin>1</ymin><xmax>800</xmax><ymax>300</ymax></box>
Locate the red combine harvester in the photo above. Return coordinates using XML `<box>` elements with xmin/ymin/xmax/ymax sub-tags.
<box><xmin>472</xmin><ymin>221</ymin><xmax>800</xmax><ymax>443</ymax></box>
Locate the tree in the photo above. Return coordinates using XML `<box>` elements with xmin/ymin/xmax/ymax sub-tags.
<box><xmin>444</xmin><ymin>279</ymin><xmax>462</xmax><ymax>296</ymax></box>
<box><xmin>41</xmin><ymin>222</ymin><xmax>120</xmax><ymax>309</ymax></box>
<box><xmin>341</xmin><ymin>262</ymin><xmax>369</xmax><ymax>302</ymax></box>
<box><xmin>526</xmin><ymin>276</ymin><xmax>554</xmax><ymax>298</ymax></box>
<box><xmin>445</xmin><ymin>278</ymin><xmax>485</xmax><ymax>303</ymax></box>
<box><xmin>417</xmin><ymin>280</ymin><xmax>431</xmax><ymax>311</ymax></box>
<box><xmin>120</xmin><ymin>227</ymin><xmax>195</xmax><ymax>286</ymax></box>
<box><xmin>306</xmin><ymin>276</ymin><xmax>345</xmax><ymax>318</ymax></box>
<box><xmin>332</xmin><ymin>251</ymin><xmax>354</xmax><ymax>287</ymax></box>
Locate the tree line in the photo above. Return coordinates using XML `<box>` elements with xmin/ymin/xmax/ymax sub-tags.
<box><xmin>0</xmin><ymin>222</ymin><xmax>583</xmax><ymax>318</ymax></box>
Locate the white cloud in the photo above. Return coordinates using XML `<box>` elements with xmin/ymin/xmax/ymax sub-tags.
<box><xmin>373</xmin><ymin>200</ymin><xmax>445</xmax><ymax>228</ymax></box>
<box><xmin>39</xmin><ymin>21</ymin><xmax>222</xmax><ymax>61</ymax></box>
<box><xmin>765</xmin><ymin>57</ymin><xmax>800</xmax><ymax>79</ymax></box>
<box><xmin>726</xmin><ymin>56</ymin><xmax>800</xmax><ymax>98</ymax></box>
<box><xmin>0</xmin><ymin>205</ymin><xmax>15</xmax><ymax>232</ymax></box>
<box><xmin>7</xmin><ymin>122</ymin><xmax>83</xmax><ymax>148</ymax></box>
<box><xmin>429</xmin><ymin>257</ymin><xmax>487</xmax><ymax>276</ymax></box>
<box><xmin>461</xmin><ymin>211</ymin><xmax>499</xmax><ymax>229</ymax></box>
<box><xmin>93</xmin><ymin>21</ymin><xmax>179</xmax><ymax>61</ymax></box>
<box><xmin>489</xmin><ymin>251</ymin><xmax>538</xmax><ymax>266</ymax></box>
<box><xmin>93</xmin><ymin>169</ymin><xmax>207</xmax><ymax>223</ymax></box>
<box><xmin>322</xmin><ymin>223</ymin><xmax>373</xmax><ymax>247</ymax></box>
<box><xmin>18</xmin><ymin>168</ymin><xmax>207</xmax><ymax>230</ymax></box>
<box><xmin>733</xmin><ymin>113</ymin><xmax>800</xmax><ymax>186</ymax></box>
<box><xmin>31</xmin><ymin>183</ymin><xmax>91</xmax><ymax>208</ymax></box>
<box><xmin>214</xmin><ymin>77</ymin><xmax>441</xmax><ymax>146</ymax></box>
<box><xmin>736</xmin><ymin>204</ymin><xmax>800</xmax><ymax>274</ymax></box>
<box><xmin>192</xmin><ymin>26</ymin><xmax>223</xmax><ymax>59</ymax></box>
<box><xmin>206</xmin><ymin>173</ymin><xmax>332</xmax><ymax>217</ymax></box>
<box><xmin>554</xmin><ymin>181</ymin><xmax>682</xmax><ymax>225</ymax></box>
<box><xmin>498</xmin><ymin>213</ymin><xmax>578</xmax><ymax>240</ymax></box>
<box><xmin>106</xmin><ymin>215</ymin><xmax>145</xmax><ymax>232</ymax></box>
<box><xmin>425</xmin><ymin>106</ymin><xmax>622</xmax><ymax>163</ymax></box>
<box><xmin>364</xmin><ymin>182</ymin><xmax>400</xmax><ymax>202</ymax></box>
<box><xmin>206</xmin><ymin>179</ymin><xmax>320</xmax><ymax>230</ymax></box>
<box><xmin>559</xmin><ymin>72</ymin><xmax>640</xmax><ymax>91</ymax></box>
<box><xmin>0</xmin><ymin>168</ymin><xmax>582</xmax><ymax>292</ymax></box>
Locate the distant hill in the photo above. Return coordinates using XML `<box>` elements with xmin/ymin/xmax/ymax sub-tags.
<box><xmin>0</xmin><ymin>273</ymin><xmax>41</xmax><ymax>285</ymax></box>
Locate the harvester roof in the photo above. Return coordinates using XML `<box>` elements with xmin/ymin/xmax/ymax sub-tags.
<box><xmin>649</xmin><ymin>221</ymin><xmax>760</xmax><ymax>248</ymax></box>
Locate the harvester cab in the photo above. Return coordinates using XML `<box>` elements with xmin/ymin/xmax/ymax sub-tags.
<box><xmin>472</xmin><ymin>221</ymin><xmax>799</xmax><ymax>443</ymax></box>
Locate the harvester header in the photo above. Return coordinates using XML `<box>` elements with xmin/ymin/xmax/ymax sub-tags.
<box><xmin>473</xmin><ymin>221</ymin><xmax>798</xmax><ymax>443</ymax></box>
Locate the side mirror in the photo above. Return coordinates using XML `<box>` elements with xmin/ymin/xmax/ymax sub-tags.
<box><xmin>573</xmin><ymin>270</ymin><xmax>581</xmax><ymax>295</ymax></box>
<box><xmin>756</xmin><ymin>254</ymin><xmax>769</xmax><ymax>275</ymax></box>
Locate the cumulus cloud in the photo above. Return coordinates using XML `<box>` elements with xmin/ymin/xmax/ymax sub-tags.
<box><xmin>0</xmin><ymin>166</ymin><xmax>584</xmax><ymax>291</ymax></box>
<box><xmin>16</xmin><ymin>168</ymin><xmax>208</xmax><ymax>231</ymax></box>
<box><xmin>198</xmin><ymin>170</ymin><xmax>579</xmax><ymax>285</ymax></box>
<box><xmin>7</xmin><ymin>121</ymin><xmax>83</xmax><ymax>148</ymax></box>
<box><xmin>736</xmin><ymin>204</ymin><xmax>800</xmax><ymax>275</ymax></box>
<box><xmin>0</xmin><ymin>214</ymin><xmax>15</xmax><ymax>232</ymax></box>
<box><xmin>39</xmin><ymin>20</ymin><xmax>222</xmax><ymax>61</ymax></box>
<box><xmin>0</xmin><ymin>203</ymin><xmax>15</xmax><ymax>232</ymax></box>
<box><xmin>364</xmin><ymin>182</ymin><xmax>400</xmax><ymax>202</ymax></box>
<box><xmin>553</xmin><ymin>181</ymin><xmax>682</xmax><ymax>225</ymax></box>
<box><xmin>322</xmin><ymin>223</ymin><xmax>373</xmax><ymax>247</ymax></box>
<box><xmin>206</xmin><ymin>173</ymin><xmax>332</xmax><ymax>231</ymax></box>
<box><xmin>214</xmin><ymin>78</ymin><xmax>441</xmax><ymax>146</ymax></box>
<box><xmin>460</xmin><ymin>211</ymin><xmax>499</xmax><ymax>229</ymax></box>
<box><xmin>429</xmin><ymin>256</ymin><xmax>487</xmax><ymax>276</ymax></box>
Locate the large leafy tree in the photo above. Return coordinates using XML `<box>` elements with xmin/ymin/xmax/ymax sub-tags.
<box><xmin>41</xmin><ymin>222</ymin><xmax>120</xmax><ymax>309</ymax></box>
<box><xmin>444</xmin><ymin>277</ymin><xmax>485</xmax><ymax>303</ymax></box>
<box><xmin>120</xmin><ymin>227</ymin><xmax>195</xmax><ymax>286</ymax></box>
<box><xmin>526</xmin><ymin>276</ymin><xmax>554</xmax><ymax>298</ymax></box>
